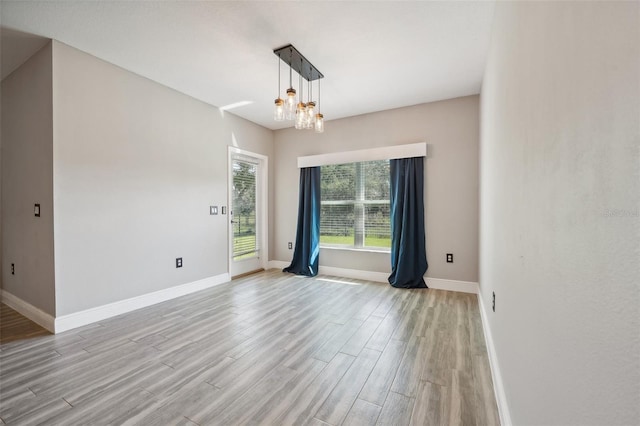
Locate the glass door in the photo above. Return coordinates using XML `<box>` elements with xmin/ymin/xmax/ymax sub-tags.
<box><xmin>229</xmin><ymin>151</ymin><xmax>264</xmax><ymax>277</ymax></box>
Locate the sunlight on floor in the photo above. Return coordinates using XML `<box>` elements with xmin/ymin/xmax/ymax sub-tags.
<box><xmin>317</xmin><ymin>277</ymin><xmax>362</xmax><ymax>286</ymax></box>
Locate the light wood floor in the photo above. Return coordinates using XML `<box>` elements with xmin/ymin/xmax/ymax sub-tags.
<box><xmin>0</xmin><ymin>304</ymin><xmax>50</xmax><ymax>345</ymax></box>
<box><xmin>0</xmin><ymin>270</ymin><xmax>499</xmax><ymax>425</ymax></box>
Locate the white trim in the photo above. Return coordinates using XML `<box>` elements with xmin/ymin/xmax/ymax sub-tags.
<box><xmin>54</xmin><ymin>273</ymin><xmax>230</xmax><ymax>333</ymax></box>
<box><xmin>0</xmin><ymin>290</ymin><xmax>56</xmax><ymax>333</ymax></box>
<box><xmin>269</xmin><ymin>260</ymin><xmax>389</xmax><ymax>283</ymax></box>
<box><xmin>320</xmin><ymin>245</ymin><xmax>390</xmax><ymax>255</ymax></box>
<box><xmin>269</xmin><ymin>261</ymin><xmax>389</xmax><ymax>282</ymax></box>
<box><xmin>297</xmin><ymin>142</ymin><xmax>427</xmax><ymax>168</ymax></box>
<box><xmin>319</xmin><ymin>266</ymin><xmax>389</xmax><ymax>283</ymax></box>
<box><xmin>478</xmin><ymin>292</ymin><xmax>512</xmax><ymax>426</ymax></box>
<box><xmin>268</xmin><ymin>260</ymin><xmax>290</xmax><ymax>270</ymax></box>
<box><xmin>426</xmin><ymin>277</ymin><xmax>479</xmax><ymax>294</ymax></box>
<box><xmin>227</xmin><ymin>146</ymin><xmax>269</xmax><ymax>161</ymax></box>
<box><xmin>268</xmin><ymin>261</ymin><xmax>478</xmax><ymax>294</ymax></box>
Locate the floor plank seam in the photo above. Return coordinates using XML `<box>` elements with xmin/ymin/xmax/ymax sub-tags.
<box><xmin>184</xmin><ymin>415</ymin><xmax>200</xmax><ymax>425</ymax></box>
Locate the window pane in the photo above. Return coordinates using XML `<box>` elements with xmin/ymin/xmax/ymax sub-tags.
<box><xmin>363</xmin><ymin>160</ymin><xmax>390</xmax><ymax>201</ymax></box>
<box><xmin>365</xmin><ymin>204</ymin><xmax>391</xmax><ymax>248</ymax></box>
<box><xmin>321</xmin><ymin>163</ymin><xmax>355</xmax><ymax>201</ymax></box>
<box><xmin>320</xmin><ymin>204</ymin><xmax>354</xmax><ymax>245</ymax></box>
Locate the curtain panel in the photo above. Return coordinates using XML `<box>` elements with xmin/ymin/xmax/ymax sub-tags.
<box><xmin>388</xmin><ymin>157</ymin><xmax>428</xmax><ymax>288</ymax></box>
<box><xmin>284</xmin><ymin>167</ymin><xmax>321</xmax><ymax>277</ymax></box>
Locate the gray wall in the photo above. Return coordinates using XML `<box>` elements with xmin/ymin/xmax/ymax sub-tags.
<box><xmin>274</xmin><ymin>96</ymin><xmax>479</xmax><ymax>283</ymax></box>
<box><xmin>480</xmin><ymin>2</ymin><xmax>639</xmax><ymax>424</ymax></box>
<box><xmin>1</xmin><ymin>42</ymin><xmax>56</xmax><ymax>315</ymax></box>
<box><xmin>52</xmin><ymin>41</ymin><xmax>274</xmax><ymax>315</ymax></box>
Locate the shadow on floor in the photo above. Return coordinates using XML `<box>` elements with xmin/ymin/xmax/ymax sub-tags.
<box><xmin>0</xmin><ymin>303</ymin><xmax>51</xmax><ymax>344</ymax></box>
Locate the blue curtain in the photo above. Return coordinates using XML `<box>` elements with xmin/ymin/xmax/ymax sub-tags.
<box><xmin>388</xmin><ymin>157</ymin><xmax>428</xmax><ymax>288</ymax></box>
<box><xmin>284</xmin><ymin>167</ymin><xmax>321</xmax><ymax>277</ymax></box>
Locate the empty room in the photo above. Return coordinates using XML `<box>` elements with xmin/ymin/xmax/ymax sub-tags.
<box><xmin>1</xmin><ymin>1</ymin><xmax>638</xmax><ymax>425</ymax></box>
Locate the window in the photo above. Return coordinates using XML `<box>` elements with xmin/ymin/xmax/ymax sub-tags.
<box><xmin>320</xmin><ymin>160</ymin><xmax>390</xmax><ymax>250</ymax></box>
<box><xmin>232</xmin><ymin>158</ymin><xmax>258</xmax><ymax>260</ymax></box>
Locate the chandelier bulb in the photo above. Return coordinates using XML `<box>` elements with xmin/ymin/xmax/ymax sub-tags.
<box><xmin>285</xmin><ymin>88</ymin><xmax>297</xmax><ymax>120</ymax></box>
<box><xmin>274</xmin><ymin>98</ymin><xmax>285</xmax><ymax>121</ymax></box>
<box><xmin>295</xmin><ymin>102</ymin><xmax>307</xmax><ymax>129</ymax></box>
<box><xmin>305</xmin><ymin>101</ymin><xmax>316</xmax><ymax>129</ymax></box>
<box><xmin>314</xmin><ymin>113</ymin><xmax>324</xmax><ymax>133</ymax></box>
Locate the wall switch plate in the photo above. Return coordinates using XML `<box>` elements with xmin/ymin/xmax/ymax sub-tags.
<box><xmin>446</xmin><ymin>253</ymin><xmax>453</xmax><ymax>263</ymax></box>
<box><xmin>11</xmin><ymin>263</ymin><xmax>15</xmax><ymax>275</ymax></box>
<box><xmin>34</xmin><ymin>204</ymin><xmax>40</xmax><ymax>217</ymax></box>
<box><xmin>288</xmin><ymin>242</ymin><xmax>293</xmax><ymax>250</ymax></box>
<box><xmin>210</xmin><ymin>206</ymin><xmax>218</xmax><ymax>215</ymax></box>
<box><xmin>221</xmin><ymin>206</ymin><xmax>226</xmax><ymax>215</ymax></box>
<box><xmin>176</xmin><ymin>258</ymin><xmax>183</xmax><ymax>268</ymax></box>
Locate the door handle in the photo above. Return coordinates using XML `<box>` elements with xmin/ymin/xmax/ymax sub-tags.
<box><xmin>230</xmin><ymin>220</ymin><xmax>237</xmax><ymax>224</ymax></box>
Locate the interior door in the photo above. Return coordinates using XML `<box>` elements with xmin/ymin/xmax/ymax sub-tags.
<box><xmin>229</xmin><ymin>150</ymin><xmax>265</xmax><ymax>277</ymax></box>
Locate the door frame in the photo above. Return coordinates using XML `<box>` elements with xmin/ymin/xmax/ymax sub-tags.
<box><xmin>228</xmin><ymin>146</ymin><xmax>269</xmax><ymax>277</ymax></box>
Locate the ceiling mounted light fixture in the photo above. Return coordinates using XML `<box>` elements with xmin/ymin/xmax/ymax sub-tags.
<box><xmin>273</xmin><ymin>44</ymin><xmax>324</xmax><ymax>133</ymax></box>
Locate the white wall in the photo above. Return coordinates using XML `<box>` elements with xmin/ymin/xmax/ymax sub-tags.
<box><xmin>274</xmin><ymin>96</ymin><xmax>479</xmax><ymax>283</ymax></box>
<box><xmin>1</xmin><ymin>42</ymin><xmax>56</xmax><ymax>315</ymax></box>
<box><xmin>480</xmin><ymin>2</ymin><xmax>639</xmax><ymax>424</ymax></box>
<box><xmin>52</xmin><ymin>41</ymin><xmax>274</xmax><ymax>316</ymax></box>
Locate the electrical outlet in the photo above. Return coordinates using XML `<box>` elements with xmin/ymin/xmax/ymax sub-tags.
<box><xmin>492</xmin><ymin>291</ymin><xmax>496</xmax><ymax>312</ymax></box>
<box><xmin>446</xmin><ymin>253</ymin><xmax>453</xmax><ymax>263</ymax></box>
<box><xmin>288</xmin><ymin>242</ymin><xmax>293</xmax><ymax>250</ymax></box>
<box><xmin>11</xmin><ymin>263</ymin><xmax>15</xmax><ymax>275</ymax></box>
<box><xmin>176</xmin><ymin>258</ymin><xmax>183</xmax><ymax>268</ymax></box>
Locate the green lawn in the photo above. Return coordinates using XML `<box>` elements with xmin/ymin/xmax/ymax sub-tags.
<box><xmin>233</xmin><ymin>233</ymin><xmax>391</xmax><ymax>260</ymax></box>
<box><xmin>233</xmin><ymin>234</ymin><xmax>257</xmax><ymax>260</ymax></box>
<box><xmin>320</xmin><ymin>234</ymin><xmax>391</xmax><ymax>249</ymax></box>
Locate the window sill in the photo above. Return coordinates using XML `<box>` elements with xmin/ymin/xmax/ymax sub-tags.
<box><xmin>320</xmin><ymin>245</ymin><xmax>390</xmax><ymax>254</ymax></box>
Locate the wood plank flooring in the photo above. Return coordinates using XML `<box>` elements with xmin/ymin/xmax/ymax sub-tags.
<box><xmin>0</xmin><ymin>270</ymin><xmax>499</xmax><ymax>425</ymax></box>
<box><xmin>0</xmin><ymin>304</ymin><xmax>50</xmax><ymax>345</ymax></box>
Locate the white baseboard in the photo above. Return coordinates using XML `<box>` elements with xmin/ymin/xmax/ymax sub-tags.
<box><xmin>426</xmin><ymin>277</ymin><xmax>478</xmax><ymax>294</ymax></box>
<box><xmin>477</xmin><ymin>292</ymin><xmax>512</xmax><ymax>426</ymax></box>
<box><xmin>1</xmin><ymin>290</ymin><xmax>56</xmax><ymax>333</ymax></box>
<box><xmin>268</xmin><ymin>261</ymin><xmax>478</xmax><ymax>294</ymax></box>
<box><xmin>269</xmin><ymin>261</ymin><xmax>389</xmax><ymax>283</ymax></box>
<box><xmin>54</xmin><ymin>273</ymin><xmax>230</xmax><ymax>334</ymax></box>
<box><xmin>320</xmin><ymin>266</ymin><xmax>390</xmax><ymax>283</ymax></box>
<box><xmin>267</xmin><ymin>260</ymin><xmax>290</xmax><ymax>270</ymax></box>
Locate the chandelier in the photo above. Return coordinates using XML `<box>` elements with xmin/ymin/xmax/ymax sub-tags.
<box><xmin>273</xmin><ymin>44</ymin><xmax>324</xmax><ymax>133</ymax></box>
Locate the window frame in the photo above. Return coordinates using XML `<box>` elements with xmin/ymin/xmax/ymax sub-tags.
<box><xmin>319</xmin><ymin>160</ymin><xmax>391</xmax><ymax>252</ymax></box>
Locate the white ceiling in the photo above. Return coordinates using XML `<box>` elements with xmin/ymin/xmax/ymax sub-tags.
<box><xmin>0</xmin><ymin>1</ymin><xmax>495</xmax><ymax>130</ymax></box>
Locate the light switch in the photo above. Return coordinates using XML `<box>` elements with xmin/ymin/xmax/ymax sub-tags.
<box><xmin>34</xmin><ymin>204</ymin><xmax>40</xmax><ymax>217</ymax></box>
<box><xmin>210</xmin><ymin>206</ymin><xmax>218</xmax><ymax>215</ymax></box>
